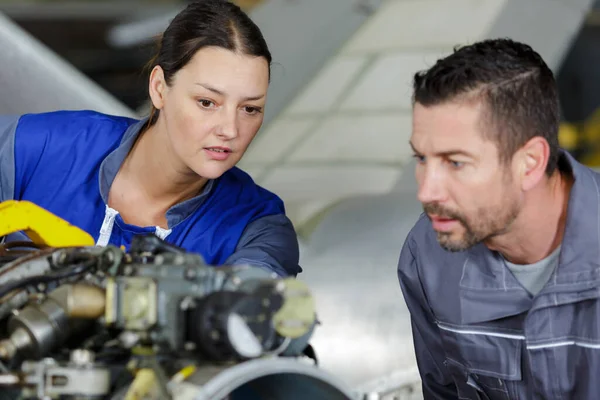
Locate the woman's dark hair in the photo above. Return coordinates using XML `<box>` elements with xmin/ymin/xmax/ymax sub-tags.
<box><xmin>147</xmin><ymin>0</ymin><xmax>272</xmax><ymax>125</ymax></box>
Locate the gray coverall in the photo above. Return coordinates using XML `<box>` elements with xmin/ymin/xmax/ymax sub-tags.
<box><xmin>398</xmin><ymin>151</ymin><xmax>600</xmax><ymax>399</ymax></box>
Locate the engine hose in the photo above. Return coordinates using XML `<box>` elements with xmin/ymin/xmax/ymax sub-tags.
<box><xmin>0</xmin><ymin>259</ymin><xmax>96</xmax><ymax>299</ymax></box>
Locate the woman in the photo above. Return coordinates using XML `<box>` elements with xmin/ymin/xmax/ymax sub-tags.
<box><xmin>0</xmin><ymin>0</ymin><xmax>300</xmax><ymax>277</ymax></box>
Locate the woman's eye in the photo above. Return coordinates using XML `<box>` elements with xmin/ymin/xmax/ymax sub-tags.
<box><xmin>244</xmin><ymin>106</ymin><xmax>262</xmax><ymax>115</ymax></box>
<box><xmin>198</xmin><ymin>99</ymin><xmax>215</xmax><ymax>108</ymax></box>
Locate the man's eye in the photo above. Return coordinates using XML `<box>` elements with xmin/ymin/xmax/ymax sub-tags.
<box><xmin>449</xmin><ymin>160</ymin><xmax>464</xmax><ymax>168</ymax></box>
<box><xmin>412</xmin><ymin>154</ymin><xmax>426</xmax><ymax>163</ymax></box>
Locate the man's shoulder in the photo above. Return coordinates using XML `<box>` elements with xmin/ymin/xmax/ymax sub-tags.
<box><xmin>404</xmin><ymin>212</ymin><xmax>440</xmax><ymax>252</ymax></box>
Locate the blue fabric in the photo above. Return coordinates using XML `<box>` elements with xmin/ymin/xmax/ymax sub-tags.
<box><xmin>11</xmin><ymin>110</ymin><xmax>286</xmax><ymax>266</ymax></box>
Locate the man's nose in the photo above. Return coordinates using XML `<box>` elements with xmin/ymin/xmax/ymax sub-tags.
<box><xmin>417</xmin><ymin>167</ymin><xmax>447</xmax><ymax>204</ymax></box>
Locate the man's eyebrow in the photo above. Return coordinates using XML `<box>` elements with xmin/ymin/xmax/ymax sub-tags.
<box><xmin>409</xmin><ymin>141</ymin><xmax>474</xmax><ymax>158</ymax></box>
<box><xmin>409</xmin><ymin>141</ymin><xmax>419</xmax><ymax>153</ymax></box>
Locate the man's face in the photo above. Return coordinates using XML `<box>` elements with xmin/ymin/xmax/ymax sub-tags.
<box><xmin>410</xmin><ymin>100</ymin><xmax>523</xmax><ymax>252</ymax></box>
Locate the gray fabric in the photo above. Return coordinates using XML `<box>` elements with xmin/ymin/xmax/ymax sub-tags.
<box><xmin>226</xmin><ymin>214</ymin><xmax>301</xmax><ymax>277</ymax></box>
<box><xmin>503</xmin><ymin>245</ymin><xmax>561</xmax><ymax>296</ymax></box>
<box><xmin>0</xmin><ymin>115</ymin><xmax>19</xmax><ymax>202</ymax></box>
<box><xmin>398</xmin><ymin>150</ymin><xmax>600</xmax><ymax>399</ymax></box>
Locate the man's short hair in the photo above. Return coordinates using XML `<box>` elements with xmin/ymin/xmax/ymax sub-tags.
<box><xmin>412</xmin><ymin>38</ymin><xmax>560</xmax><ymax>175</ymax></box>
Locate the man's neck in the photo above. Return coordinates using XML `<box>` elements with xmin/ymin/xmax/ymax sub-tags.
<box><xmin>484</xmin><ymin>170</ymin><xmax>573</xmax><ymax>265</ymax></box>
<box><xmin>116</xmin><ymin>122</ymin><xmax>208</xmax><ymax>209</ymax></box>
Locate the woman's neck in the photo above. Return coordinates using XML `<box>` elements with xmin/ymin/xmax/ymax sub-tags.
<box><xmin>110</xmin><ymin>122</ymin><xmax>208</xmax><ymax>215</ymax></box>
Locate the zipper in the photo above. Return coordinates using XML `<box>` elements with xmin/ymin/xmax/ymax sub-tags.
<box><xmin>154</xmin><ymin>226</ymin><xmax>172</xmax><ymax>240</ymax></box>
<box><xmin>96</xmin><ymin>205</ymin><xmax>119</xmax><ymax>246</ymax></box>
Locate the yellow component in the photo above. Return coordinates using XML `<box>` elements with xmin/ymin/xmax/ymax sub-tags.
<box><xmin>272</xmin><ymin>279</ymin><xmax>316</xmax><ymax>339</ymax></box>
<box><xmin>131</xmin><ymin>347</ymin><xmax>157</xmax><ymax>357</ymax></box>
<box><xmin>170</xmin><ymin>365</ymin><xmax>197</xmax><ymax>385</ymax></box>
<box><xmin>558</xmin><ymin>122</ymin><xmax>580</xmax><ymax>151</ymax></box>
<box><xmin>0</xmin><ymin>200</ymin><xmax>94</xmax><ymax>247</ymax></box>
<box><xmin>124</xmin><ymin>369</ymin><xmax>159</xmax><ymax>400</ymax></box>
<box><xmin>583</xmin><ymin>107</ymin><xmax>600</xmax><ymax>143</ymax></box>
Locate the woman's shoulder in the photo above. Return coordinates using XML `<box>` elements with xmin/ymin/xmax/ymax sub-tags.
<box><xmin>11</xmin><ymin>110</ymin><xmax>141</xmax><ymax>170</ymax></box>
<box><xmin>17</xmin><ymin>110</ymin><xmax>138</xmax><ymax>135</ymax></box>
<box><xmin>221</xmin><ymin>167</ymin><xmax>281</xmax><ymax>200</ymax></box>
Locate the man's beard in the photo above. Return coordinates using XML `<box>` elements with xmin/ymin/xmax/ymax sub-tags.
<box><xmin>423</xmin><ymin>199</ymin><xmax>520</xmax><ymax>252</ymax></box>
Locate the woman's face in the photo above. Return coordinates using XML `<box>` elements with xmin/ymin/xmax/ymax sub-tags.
<box><xmin>149</xmin><ymin>46</ymin><xmax>269</xmax><ymax>179</ymax></box>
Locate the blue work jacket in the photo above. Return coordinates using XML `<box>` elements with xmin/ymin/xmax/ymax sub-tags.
<box><xmin>0</xmin><ymin>110</ymin><xmax>300</xmax><ymax>277</ymax></box>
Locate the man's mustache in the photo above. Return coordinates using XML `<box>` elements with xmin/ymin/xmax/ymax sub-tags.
<box><xmin>422</xmin><ymin>203</ymin><xmax>464</xmax><ymax>222</ymax></box>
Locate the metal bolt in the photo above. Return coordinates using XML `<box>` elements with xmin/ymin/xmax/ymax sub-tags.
<box><xmin>0</xmin><ymin>341</ymin><xmax>15</xmax><ymax>360</ymax></box>
<box><xmin>119</xmin><ymin>332</ymin><xmax>140</xmax><ymax>348</ymax></box>
<box><xmin>185</xmin><ymin>268</ymin><xmax>197</xmax><ymax>280</ymax></box>
<box><xmin>58</xmin><ymin>252</ymin><xmax>68</xmax><ymax>264</ymax></box>
<box><xmin>184</xmin><ymin>342</ymin><xmax>197</xmax><ymax>351</ymax></box>
<box><xmin>70</xmin><ymin>349</ymin><xmax>95</xmax><ymax>366</ymax></box>
<box><xmin>275</xmin><ymin>281</ymin><xmax>286</xmax><ymax>293</ymax></box>
<box><xmin>180</xmin><ymin>297</ymin><xmax>196</xmax><ymax>311</ymax></box>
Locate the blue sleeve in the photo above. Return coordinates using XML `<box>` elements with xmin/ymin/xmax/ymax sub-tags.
<box><xmin>0</xmin><ymin>115</ymin><xmax>19</xmax><ymax>203</ymax></box>
<box><xmin>398</xmin><ymin>235</ymin><xmax>458</xmax><ymax>399</ymax></box>
<box><xmin>225</xmin><ymin>214</ymin><xmax>301</xmax><ymax>277</ymax></box>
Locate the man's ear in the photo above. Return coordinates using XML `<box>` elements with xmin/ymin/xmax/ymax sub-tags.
<box><xmin>517</xmin><ymin>136</ymin><xmax>550</xmax><ymax>191</ymax></box>
<box><xmin>148</xmin><ymin>65</ymin><xmax>167</xmax><ymax>110</ymax></box>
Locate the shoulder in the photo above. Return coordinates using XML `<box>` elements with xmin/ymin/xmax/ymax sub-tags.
<box><xmin>219</xmin><ymin>167</ymin><xmax>284</xmax><ymax>207</ymax></box>
<box><xmin>16</xmin><ymin>110</ymin><xmax>138</xmax><ymax>140</ymax></box>
<box><xmin>401</xmin><ymin>213</ymin><xmax>439</xmax><ymax>258</ymax></box>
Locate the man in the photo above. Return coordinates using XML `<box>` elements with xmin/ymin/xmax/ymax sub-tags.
<box><xmin>398</xmin><ymin>38</ymin><xmax>600</xmax><ymax>399</ymax></box>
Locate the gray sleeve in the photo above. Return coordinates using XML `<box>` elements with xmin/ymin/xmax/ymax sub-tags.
<box><xmin>398</xmin><ymin>236</ymin><xmax>458</xmax><ymax>399</ymax></box>
<box><xmin>224</xmin><ymin>214</ymin><xmax>302</xmax><ymax>278</ymax></box>
<box><xmin>0</xmin><ymin>115</ymin><xmax>19</xmax><ymax>202</ymax></box>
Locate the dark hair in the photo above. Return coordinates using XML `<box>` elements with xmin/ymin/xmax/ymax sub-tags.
<box><xmin>148</xmin><ymin>0</ymin><xmax>272</xmax><ymax>125</ymax></box>
<box><xmin>413</xmin><ymin>38</ymin><xmax>560</xmax><ymax>175</ymax></box>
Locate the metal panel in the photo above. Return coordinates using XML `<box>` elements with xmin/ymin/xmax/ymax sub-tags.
<box><xmin>0</xmin><ymin>12</ymin><xmax>134</xmax><ymax>116</ymax></box>
<box><xmin>250</xmin><ymin>0</ymin><xmax>384</xmax><ymax>126</ymax></box>
<box><xmin>485</xmin><ymin>0</ymin><xmax>596</xmax><ymax>72</ymax></box>
<box><xmin>299</xmin><ymin>189</ymin><xmax>423</xmax><ymax>393</ymax></box>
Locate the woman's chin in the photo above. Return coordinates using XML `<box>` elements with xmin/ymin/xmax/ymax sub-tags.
<box><xmin>191</xmin><ymin>165</ymin><xmax>230</xmax><ymax>180</ymax></box>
